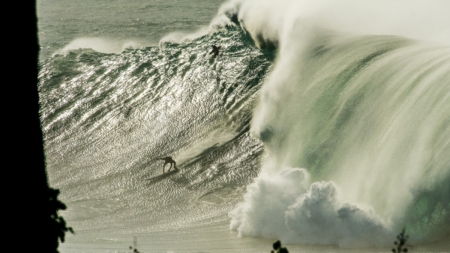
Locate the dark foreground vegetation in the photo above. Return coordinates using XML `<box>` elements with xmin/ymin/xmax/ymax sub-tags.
<box><xmin>392</xmin><ymin>228</ymin><xmax>409</xmax><ymax>253</ymax></box>
<box><xmin>48</xmin><ymin>187</ymin><xmax>75</xmax><ymax>252</ymax></box>
<box><xmin>271</xmin><ymin>240</ymin><xmax>289</xmax><ymax>253</ymax></box>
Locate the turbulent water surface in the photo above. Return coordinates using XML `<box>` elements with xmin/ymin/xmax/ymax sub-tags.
<box><xmin>38</xmin><ymin>0</ymin><xmax>450</xmax><ymax>252</ymax></box>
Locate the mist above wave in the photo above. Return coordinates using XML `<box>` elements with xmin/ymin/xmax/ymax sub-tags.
<box><xmin>219</xmin><ymin>0</ymin><xmax>450</xmax><ymax>50</ymax></box>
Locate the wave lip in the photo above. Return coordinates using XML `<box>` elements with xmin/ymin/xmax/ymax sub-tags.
<box><xmin>52</xmin><ymin>37</ymin><xmax>153</xmax><ymax>57</ymax></box>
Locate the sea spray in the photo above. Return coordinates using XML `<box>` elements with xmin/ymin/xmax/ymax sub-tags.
<box><xmin>221</xmin><ymin>0</ymin><xmax>450</xmax><ymax>49</ymax></box>
<box><xmin>251</xmin><ymin>32</ymin><xmax>450</xmax><ymax>243</ymax></box>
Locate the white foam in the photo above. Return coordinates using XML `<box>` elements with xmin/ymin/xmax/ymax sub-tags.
<box><xmin>230</xmin><ymin>168</ymin><xmax>393</xmax><ymax>247</ymax></box>
<box><xmin>54</xmin><ymin>37</ymin><xmax>154</xmax><ymax>56</ymax></box>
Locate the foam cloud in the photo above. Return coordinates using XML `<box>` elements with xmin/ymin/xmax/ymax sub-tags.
<box><xmin>285</xmin><ymin>181</ymin><xmax>392</xmax><ymax>247</ymax></box>
<box><xmin>230</xmin><ymin>168</ymin><xmax>393</xmax><ymax>247</ymax></box>
<box><xmin>229</xmin><ymin>168</ymin><xmax>309</xmax><ymax>239</ymax></box>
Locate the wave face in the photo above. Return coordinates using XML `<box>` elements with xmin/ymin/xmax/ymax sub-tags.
<box><xmin>39</xmin><ymin>0</ymin><xmax>450</xmax><ymax>250</ymax></box>
<box><xmin>39</xmin><ymin>24</ymin><xmax>274</xmax><ymax>241</ymax></box>
<box><xmin>227</xmin><ymin>0</ymin><xmax>450</xmax><ymax>247</ymax></box>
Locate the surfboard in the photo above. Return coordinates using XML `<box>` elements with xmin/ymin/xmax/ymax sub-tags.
<box><xmin>145</xmin><ymin>169</ymin><xmax>179</xmax><ymax>181</ymax></box>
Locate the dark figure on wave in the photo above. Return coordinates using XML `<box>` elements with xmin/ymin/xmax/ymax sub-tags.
<box><xmin>160</xmin><ymin>156</ymin><xmax>178</xmax><ymax>173</ymax></box>
<box><xmin>209</xmin><ymin>45</ymin><xmax>221</xmax><ymax>58</ymax></box>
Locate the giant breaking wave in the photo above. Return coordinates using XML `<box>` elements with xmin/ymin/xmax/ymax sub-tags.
<box><xmin>224</xmin><ymin>0</ymin><xmax>450</xmax><ymax>247</ymax></box>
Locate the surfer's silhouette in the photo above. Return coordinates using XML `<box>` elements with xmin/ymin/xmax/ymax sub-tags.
<box><xmin>160</xmin><ymin>156</ymin><xmax>178</xmax><ymax>173</ymax></box>
<box><xmin>209</xmin><ymin>45</ymin><xmax>221</xmax><ymax>58</ymax></box>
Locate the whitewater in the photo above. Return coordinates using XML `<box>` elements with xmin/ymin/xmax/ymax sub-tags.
<box><xmin>38</xmin><ymin>0</ymin><xmax>450</xmax><ymax>252</ymax></box>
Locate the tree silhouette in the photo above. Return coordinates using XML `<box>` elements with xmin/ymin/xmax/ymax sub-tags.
<box><xmin>271</xmin><ymin>240</ymin><xmax>289</xmax><ymax>253</ymax></box>
<box><xmin>48</xmin><ymin>187</ymin><xmax>75</xmax><ymax>252</ymax></box>
<box><xmin>392</xmin><ymin>228</ymin><xmax>409</xmax><ymax>253</ymax></box>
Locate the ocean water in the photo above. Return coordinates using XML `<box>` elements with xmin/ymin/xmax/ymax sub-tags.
<box><xmin>37</xmin><ymin>0</ymin><xmax>224</xmax><ymax>61</ymax></box>
<box><xmin>37</xmin><ymin>0</ymin><xmax>450</xmax><ymax>252</ymax></box>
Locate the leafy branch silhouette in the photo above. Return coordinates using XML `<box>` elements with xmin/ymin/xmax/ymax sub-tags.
<box><xmin>48</xmin><ymin>187</ymin><xmax>74</xmax><ymax>253</ymax></box>
<box><xmin>392</xmin><ymin>228</ymin><xmax>409</xmax><ymax>253</ymax></box>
